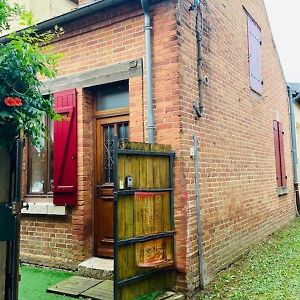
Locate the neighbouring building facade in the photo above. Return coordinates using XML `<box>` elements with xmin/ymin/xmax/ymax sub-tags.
<box><xmin>6</xmin><ymin>0</ymin><xmax>77</xmax><ymax>34</ymax></box>
<box><xmin>17</xmin><ymin>0</ymin><xmax>295</xmax><ymax>297</ymax></box>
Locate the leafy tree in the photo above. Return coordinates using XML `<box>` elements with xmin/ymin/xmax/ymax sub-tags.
<box><xmin>0</xmin><ymin>0</ymin><xmax>62</xmax><ymax>149</ymax></box>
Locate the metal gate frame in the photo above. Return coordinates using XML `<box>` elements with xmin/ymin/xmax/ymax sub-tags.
<box><xmin>113</xmin><ymin>136</ymin><xmax>176</xmax><ymax>300</ymax></box>
<box><xmin>0</xmin><ymin>139</ymin><xmax>23</xmax><ymax>300</ymax></box>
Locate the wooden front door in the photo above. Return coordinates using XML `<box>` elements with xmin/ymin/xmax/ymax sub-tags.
<box><xmin>95</xmin><ymin>116</ymin><xmax>129</xmax><ymax>257</ymax></box>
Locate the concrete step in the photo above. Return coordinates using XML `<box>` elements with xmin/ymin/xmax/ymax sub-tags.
<box><xmin>78</xmin><ymin>257</ymin><xmax>113</xmax><ymax>280</ymax></box>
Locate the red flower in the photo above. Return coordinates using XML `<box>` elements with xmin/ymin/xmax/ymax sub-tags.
<box><xmin>4</xmin><ymin>97</ymin><xmax>23</xmax><ymax>107</ymax></box>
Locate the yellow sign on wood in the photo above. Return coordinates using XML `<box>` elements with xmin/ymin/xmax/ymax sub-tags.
<box><xmin>134</xmin><ymin>192</ymin><xmax>173</xmax><ymax>268</ymax></box>
<box><xmin>134</xmin><ymin>192</ymin><xmax>163</xmax><ymax>236</ymax></box>
<box><xmin>136</xmin><ymin>238</ymin><xmax>174</xmax><ymax>268</ymax></box>
<box><xmin>136</xmin><ymin>239</ymin><xmax>164</xmax><ymax>267</ymax></box>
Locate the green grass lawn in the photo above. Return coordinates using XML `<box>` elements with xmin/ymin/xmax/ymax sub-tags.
<box><xmin>197</xmin><ymin>219</ymin><xmax>300</xmax><ymax>300</ymax></box>
<box><xmin>19</xmin><ymin>265</ymin><xmax>162</xmax><ymax>300</ymax></box>
<box><xmin>19</xmin><ymin>265</ymin><xmax>74</xmax><ymax>300</ymax></box>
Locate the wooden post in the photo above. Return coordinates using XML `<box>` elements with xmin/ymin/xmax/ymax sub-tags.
<box><xmin>0</xmin><ymin>148</ymin><xmax>11</xmax><ymax>300</ymax></box>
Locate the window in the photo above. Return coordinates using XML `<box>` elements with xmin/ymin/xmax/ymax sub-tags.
<box><xmin>25</xmin><ymin>89</ymin><xmax>77</xmax><ymax>209</ymax></box>
<box><xmin>273</xmin><ymin>120</ymin><xmax>287</xmax><ymax>188</ymax></box>
<box><xmin>247</xmin><ymin>12</ymin><xmax>262</xmax><ymax>94</ymax></box>
<box><xmin>27</xmin><ymin>117</ymin><xmax>53</xmax><ymax>195</ymax></box>
<box><xmin>96</xmin><ymin>80</ymin><xmax>129</xmax><ymax>111</ymax></box>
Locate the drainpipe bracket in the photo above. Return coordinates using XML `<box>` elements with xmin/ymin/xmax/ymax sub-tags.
<box><xmin>144</xmin><ymin>25</ymin><xmax>152</xmax><ymax>30</ymax></box>
<box><xmin>193</xmin><ymin>102</ymin><xmax>204</xmax><ymax>118</ymax></box>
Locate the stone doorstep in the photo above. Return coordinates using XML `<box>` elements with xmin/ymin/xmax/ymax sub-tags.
<box><xmin>78</xmin><ymin>257</ymin><xmax>114</xmax><ymax>280</ymax></box>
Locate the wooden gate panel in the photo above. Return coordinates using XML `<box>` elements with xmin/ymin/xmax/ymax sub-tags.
<box><xmin>114</xmin><ymin>140</ymin><xmax>176</xmax><ymax>300</ymax></box>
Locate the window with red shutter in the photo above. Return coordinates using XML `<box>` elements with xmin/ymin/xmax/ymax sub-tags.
<box><xmin>273</xmin><ymin>120</ymin><xmax>287</xmax><ymax>188</ymax></box>
<box><xmin>247</xmin><ymin>13</ymin><xmax>262</xmax><ymax>95</ymax></box>
<box><xmin>53</xmin><ymin>89</ymin><xmax>77</xmax><ymax>205</ymax></box>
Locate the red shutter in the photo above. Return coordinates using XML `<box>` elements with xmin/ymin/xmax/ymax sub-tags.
<box><xmin>53</xmin><ymin>89</ymin><xmax>77</xmax><ymax>205</ymax></box>
<box><xmin>247</xmin><ymin>14</ymin><xmax>262</xmax><ymax>95</ymax></box>
<box><xmin>273</xmin><ymin>120</ymin><xmax>287</xmax><ymax>187</ymax></box>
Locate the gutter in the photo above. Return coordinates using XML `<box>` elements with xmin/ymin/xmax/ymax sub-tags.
<box><xmin>193</xmin><ymin>135</ymin><xmax>205</xmax><ymax>289</ymax></box>
<box><xmin>287</xmin><ymin>85</ymin><xmax>300</xmax><ymax>215</ymax></box>
<box><xmin>141</xmin><ymin>0</ymin><xmax>155</xmax><ymax>144</ymax></box>
<box><xmin>190</xmin><ymin>2</ymin><xmax>204</xmax><ymax>118</ymax></box>
<box><xmin>0</xmin><ymin>0</ymin><xmax>135</xmax><ymax>43</ymax></box>
<box><xmin>190</xmin><ymin>1</ymin><xmax>205</xmax><ymax>289</ymax></box>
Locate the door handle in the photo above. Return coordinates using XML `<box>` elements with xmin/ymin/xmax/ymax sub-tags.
<box><xmin>22</xmin><ymin>202</ymin><xmax>29</xmax><ymax>210</ymax></box>
<box><xmin>96</xmin><ymin>184</ymin><xmax>101</xmax><ymax>195</ymax></box>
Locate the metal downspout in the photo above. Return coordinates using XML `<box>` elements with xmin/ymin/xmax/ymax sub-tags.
<box><xmin>193</xmin><ymin>5</ymin><xmax>204</xmax><ymax>118</ymax></box>
<box><xmin>193</xmin><ymin>136</ymin><xmax>205</xmax><ymax>289</ymax></box>
<box><xmin>141</xmin><ymin>0</ymin><xmax>155</xmax><ymax>144</ymax></box>
<box><xmin>287</xmin><ymin>85</ymin><xmax>300</xmax><ymax>215</ymax></box>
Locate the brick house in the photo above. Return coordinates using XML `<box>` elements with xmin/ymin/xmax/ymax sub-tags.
<box><xmin>18</xmin><ymin>0</ymin><xmax>294</xmax><ymax>296</ymax></box>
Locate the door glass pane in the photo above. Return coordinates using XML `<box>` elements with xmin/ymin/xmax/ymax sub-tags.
<box><xmin>117</xmin><ymin>123</ymin><xmax>129</xmax><ymax>144</ymax></box>
<box><xmin>104</xmin><ymin>125</ymin><xmax>114</xmax><ymax>183</ymax></box>
<box><xmin>96</xmin><ymin>80</ymin><xmax>129</xmax><ymax>111</ymax></box>
<box><xmin>103</xmin><ymin>122</ymin><xmax>129</xmax><ymax>183</ymax></box>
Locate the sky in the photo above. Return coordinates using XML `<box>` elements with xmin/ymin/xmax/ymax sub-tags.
<box><xmin>264</xmin><ymin>0</ymin><xmax>300</xmax><ymax>83</ymax></box>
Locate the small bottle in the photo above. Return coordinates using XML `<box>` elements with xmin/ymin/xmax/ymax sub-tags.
<box><xmin>119</xmin><ymin>180</ymin><xmax>124</xmax><ymax>190</ymax></box>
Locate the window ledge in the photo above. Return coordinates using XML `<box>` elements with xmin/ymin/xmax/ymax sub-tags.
<box><xmin>277</xmin><ymin>186</ymin><xmax>288</xmax><ymax>196</ymax></box>
<box><xmin>22</xmin><ymin>203</ymin><xmax>66</xmax><ymax>216</ymax></box>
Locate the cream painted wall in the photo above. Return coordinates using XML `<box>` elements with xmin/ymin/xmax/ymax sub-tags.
<box><xmin>4</xmin><ymin>0</ymin><xmax>77</xmax><ymax>33</ymax></box>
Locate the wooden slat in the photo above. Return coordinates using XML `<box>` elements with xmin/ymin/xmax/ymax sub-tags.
<box><xmin>162</xmin><ymin>192</ymin><xmax>171</xmax><ymax>231</ymax></box>
<box><xmin>118</xmin><ymin>195</ymin><xmax>134</xmax><ymax>240</ymax></box>
<box><xmin>139</xmin><ymin>156</ymin><xmax>147</xmax><ymax>189</ymax></box>
<box><xmin>153</xmin><ymin>156</ymin><xmax>161</xmax><ymax>188</ymax></box>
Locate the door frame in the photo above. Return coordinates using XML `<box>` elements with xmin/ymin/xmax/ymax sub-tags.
<box><xmin>93</xmin><ymin>108</ymin><xmax>129</xmax><ymax>257</ymax></box>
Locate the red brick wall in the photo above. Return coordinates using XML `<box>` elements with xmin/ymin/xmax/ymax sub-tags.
<box><xmin>176</xmin><ymin>0</ymin><xmax>294</xmax><ymax>295</ymax></box>
<box><xmin>20</xmin><ymin>0</ymin><xmax>186</xmax><ymax>274</ymax></box>
<box><xmin>20</xmin><ymin>0</ymin><xmax>295</xmax><ymax>297</ymax></box>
